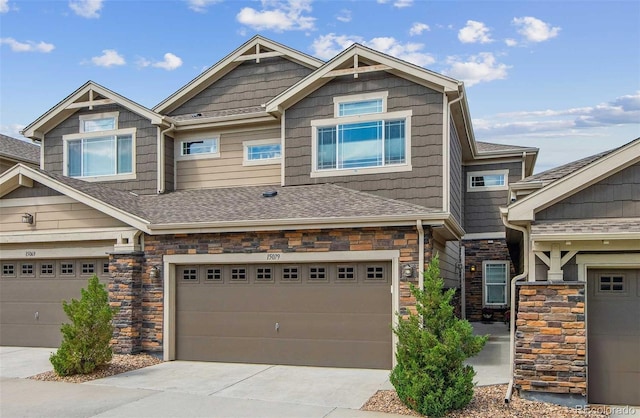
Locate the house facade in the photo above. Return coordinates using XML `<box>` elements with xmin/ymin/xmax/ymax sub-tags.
<box><xmin>503</xmin><ymin>138</ymin><xmax>640</xmax><ymax>407</ymax></box>
<box><xmin>1</xmin><ymin>36</ymin><xmax>536</xmax><ymax>370</ymax></box>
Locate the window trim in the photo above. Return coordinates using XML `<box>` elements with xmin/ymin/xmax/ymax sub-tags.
<box><xmin>79</xmin><ymin>112</ymin><xmax>119</xmax><ymax>133</ymax></box>
<box><xmin>467</xmin><ymin>169</ymin><xmax>509</xmax><ymax>192</ymax></box>
<box><xmin>62</xmin><ymin>127</ymin><xmax>137</xmax><ymax>182</ymax></box>
<box><xmin>310</xmin><ymin>110</ymin><xmax>412</xmax><ymax>178</ymax></box>
<box><xmin>333</xmin><ymin>91</ymin><xmax>388</xmax><ymax>117</ymax></box>
<box><xmin>242</xmin><ymin>138</ymin><xmax>282</xmax><ymax>166</ymax></box>
<box><xmin>483</xmin><ymin>260</ymin><xmax>509</xmax><ymax>307</ymax></box>
<box><xmin>176</xmin><ymin>135</ymin><xmax>220</xmax><ymax>161</ymax></box>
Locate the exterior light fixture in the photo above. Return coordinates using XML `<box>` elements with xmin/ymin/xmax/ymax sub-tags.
<box><xmin>21</xmin><ymin>213</ymin><xmax>34</xmax><ymax>224</ymax></box>
<box><xmin>402</xmin><ymin>264</ymin><xmax>413</xmax><ymax>279</ymax></box>
<box><xmin>149</xmin><ymin>266</ymin><xmax>160</xmax><ymax>279</ymax></box>
<box><xmin>470</xmin><ymin>264</ymin><xmax>477</xmax><ymax>273</ymax></box>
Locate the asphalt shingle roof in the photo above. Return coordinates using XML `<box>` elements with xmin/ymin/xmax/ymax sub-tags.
<box><xmin>531</xmin><ymin>218</ymin><xmax>640</xmax><ymax>236</ymax></box>
<box><xmin>0</xmin><ymin>134</ymin><xmax>40</xmax><ymax>165</ymax></box>
<box><xmin>476</xmin><ymin>141</ymin><xmax>536</xmax><ymax>154</ymax></box>
<box><xmin>513</xmin><ymin>149</ymin><xmax>615</xmax><ymax>186</ymax></box>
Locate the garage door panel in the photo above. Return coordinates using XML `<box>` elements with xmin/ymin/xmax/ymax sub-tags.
<box><xmin>0</xmin><ymin>280</ymin><xmax>87</xmax><ymax>302</ymax></box>
<box><xmin>0</xmin><ymin>302</ymin><xmax>71</xmax><ymax>325</ymax></box>
<box><xmin>0</xmin><ymin>324</ymin><xmax>64</xmax><ymax>347</ymax></box>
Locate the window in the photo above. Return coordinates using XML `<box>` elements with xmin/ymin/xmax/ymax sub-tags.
<box><xmin>41</xmin><ymin>262</ymin><xmax>55</xmax><ymax>276</ymax></box>
<box><xmin>205</xmin><ymin>267</ymin><xmax>222</xmax><ymax>282</ymax></box>
<box><xmin>182</xmin><ymin>268</ymin><xmax>198</xmax><ymax>281</ymax></box>
<box><xmin>483</xmin><ymin>261</ymin><xmax>508</xmax><ymax>306</ymax></box>
<box><xmin>282</xmin><ymin>267</ymin><xmax>300</xmax><ymax>282</ymax></box>
<box><xmin>243</xmin><ymin>139</ymin><xmax>281</xmax><ymax>165</ymax></box>
<box><xmin>599</xmin><ymin>275</ymin><xmax>625</xmax><ymax>292</ymax></box>
<box><xmin>181</xmin><ymin>138</ymin><xmax>218</xmax><ymax>156</ymax></box>
<box><xmin>63</xmin><ymin>112</ymin><xmax>135</xmax><ymax>180</ymax></box>
<box><xmin>255</xmin><ymin>267</ymin><xmax>273</xmax><ymax>282</ymax></box>
<box><xmin>309</xmin><ymin>266</ymin><xmax>327</xmax><ymax>281</ymax></box>
<box><xmin>337</xmin><ymin>266</ymin><xmax>356</xmax><ymax>281</ymax></box>
<box><xmin>366</xmin><ymin>266</ymin><xmax>384</xmax><ymax>280</ymax></box>
<box><xmin>21</xmin><ymin>263</ymin><xmax>35</xmax><ymax>276</ymax></box>
<box><xmin>230</xmin><ymin>267</ymin><xmax>247</xmax><ymax>282</ymax></box>
<box><xmin>103</xmin><ymin>262</ymin><xmax>110</xmax><ymax>274</ymax></box>
<box><xmin>2</xmin><ymin>263</ymin><xmax>16</xmax><ymax>277</ymax></box>
<box><xmin>467</xmin><ymin>170</ymin><xmax>509</xmax><ymax>192</ymax></box>
<box><xmin>81</xmin><ymin>263</ymin><xmax>95</xmax><ymax>275</ymax></box>
<box><xmin>312</xmin><ymin>92</ymin><xmax>411</xmax><ymax>177</ymax></box>
<box><xmin>60</xmin><ymin>262</ymin><xmax>75</xmax><ymax>276</ymax></box>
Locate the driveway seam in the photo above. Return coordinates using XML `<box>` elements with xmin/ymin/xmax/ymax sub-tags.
<box><xmin>206</xmin><ymin>364</ymin><xmax>277</xmax><ymax>396</ymax></box>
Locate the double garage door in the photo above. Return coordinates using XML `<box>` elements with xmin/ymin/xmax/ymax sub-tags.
<box><xmin>587</xmin><ymin>269</ymin><xmax>640</xmax><ymax>406</ymax></box>
<box><xmin>176</xmin><ymin>262</ymin><xmax>393</xmax><ymax>369</ymax></box>
<box><xmin>0</xmin><ymin>258</ymin><xmax>109</xmax><ymax>347</ymax></box>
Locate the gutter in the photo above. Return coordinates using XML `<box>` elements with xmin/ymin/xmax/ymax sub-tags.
<box><xmin>417</xmin><ymin>219</ymin><xmax>424</xmax><ymax>289</ymax></box>
<box><xmin>500</xmin><ymin>207</ymin><xmax>529</xmax><ymax>403</ymax></box>
<box><xmin>158</xmin><ymin>123</ymin><xmax>176</xmax><ymax>194</ymax></box>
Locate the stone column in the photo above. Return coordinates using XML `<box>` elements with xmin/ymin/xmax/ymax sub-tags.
<box><xmin>108</xmin><ymin>251</ymin><xmax>144</xmax><ymax>354</ymax></box>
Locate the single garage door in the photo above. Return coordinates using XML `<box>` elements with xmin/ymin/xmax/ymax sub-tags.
<box><xmin>587</xmin><ymin>269</ymin><xmax>640</xmax><ymax>405</ymax></box>
<box><xmin>0</xmin><ymin>258</ymin><xmax>109</xmax><ymax>347</ymax></box>
<box><xmin>176</xmin><ymin>262</ymin><xmax>392</xmax><ymax>369</ymax></box>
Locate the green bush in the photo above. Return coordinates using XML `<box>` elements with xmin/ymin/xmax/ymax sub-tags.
<box><xmin>50</xmin><ymin>274</ymin><xmax>115</xmax><ymax>376</ymax></box>
<box><xmin>390</xmin><ymin>255</ymin><xmax>488</xmax><ymax>417</ymax></box>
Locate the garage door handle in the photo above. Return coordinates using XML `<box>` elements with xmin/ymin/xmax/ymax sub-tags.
<box><xmin>35</xmin><ymin>311</ymin><xmax>39</xmax><ymax>320</ymax></box>
<box><xmin>275</xmin><ymin>322</ymin><xmax>279</xmax><ymax>332</ymax></box>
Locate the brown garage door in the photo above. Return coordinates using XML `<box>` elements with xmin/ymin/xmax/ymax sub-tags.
<box><xmin>587</xmin><ymin>269</ymin><xmax>640</xmax><ymax>405</ymax></box>
<box><xmin>0</xmin><ymin>258</ymin><xmax>109</xmax><ymax>347</ymax></box>
<box><xmin>176</xmin><ymin>262</ymin><xmax>392</xmax><ymax>369</ymax></box>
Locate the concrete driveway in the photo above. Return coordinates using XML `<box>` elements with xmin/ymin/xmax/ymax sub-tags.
<box><xmin>0</xmin><ymin>323</ymin><xmax>509</xmax><ymax>418</ymax></box>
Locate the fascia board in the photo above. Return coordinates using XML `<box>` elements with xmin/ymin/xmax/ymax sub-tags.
<box><xmin>507</xmin><ymin>139</ymin><xmax>640</xmax><ymax>222</ymax></box>
<box><xmin>531</xmin><ymin>232</ymin><xmax>640</xmax><ymax>242</ymax></box>
<box><xmin>0</xmin><ymin>165</ymin><xmax>151</xmax><ymax>233</ymax></box>
<box><xmin>173</xmin><ymin>112</ymin><xmax>276</xmax><ymax>128</ymax></box>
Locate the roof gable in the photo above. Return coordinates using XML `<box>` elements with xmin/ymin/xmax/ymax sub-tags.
<box><xmin>21</xmin><ymin>81</ymin><xmax>166</xmax><ymax>141</ymax></box>
<box><xmin>507</xmin><ymin>137</ymin><xmax>640</xmax><ymax>222</ymax></box>
<box><xmin>266</xmin><ymin>43</ymin><xmax>461</xmax><ymax>113</ymax></box>
<box><xmin>154</xmin><ymin>36</ymin><xmax>324</xmax><ymax>114</ymax></box>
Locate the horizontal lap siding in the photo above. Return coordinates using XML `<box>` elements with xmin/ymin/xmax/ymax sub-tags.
<box><xmin>284</xmin><ymin>72</ymin><xmax>444</xmax><ymax>208</ymax></box>
<box><xmin>537</xmin><ymin>162</ymin><xmax>640</xmax><ymax>220</ymax></box>
<box><xmin>43</xmin><ymin>105</ymin><xmax>159</xmax><ymax>195</ymax></box>
<box><xmin>3</xmin><ymin>181</ymin><xmax>62</xmax><ymax>199</ymax></box>
<box><xmin>170</xmin><ymin>57</ymin><xmax>314</xmax><ymax>115</ymax></box>
<box><xmin>464</xmin><ymin>161</ymin><xmax>522</xmax><ymax>234</ymax></box>
<box><xmin>175</xmin><ymin>127</ymin><xmax>281</xmax><ymax>190</ymax></box>
<box><xmin>450</xmin><ymin>117</ymin><xmax>463</xmax><ymax>225</ymax></box>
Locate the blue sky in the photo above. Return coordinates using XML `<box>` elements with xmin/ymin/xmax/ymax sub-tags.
<box><xmin>1</xmin><ymin>0</ymin><xmax>638</xmax><ymax>173</ymax></box>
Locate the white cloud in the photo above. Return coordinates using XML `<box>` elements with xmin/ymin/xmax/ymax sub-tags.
<box><xmin>409</xmin><ymin>22</ymin><xmax>430</xmax><ymax>36</ymax></box>
<box><xmin>186</xmin><ymin>0</ymin><xmax>222</xmax><ymax>13</ymax></box>
<box><xmin>0</xmin><ymin>0</ymin><xmax>9</xmax><ymax>13</ymax></box>
<box><xmin>0</xmin><ymin>37</ymin><xmax>55</xmax><ymax>53</ymax></box>
<box><xmin>336</xmin><ymin>9</ymin><xmax>351</xmax><ymax>23</ymax></box>
<box><xmin>377</xmin><ymin>0</ymin><xmax>414</xmax><ymax>7</ymax></box>
<box><xmin>458</xmin><ymin>20</ymin><xmax>492</xmax><ymax>44</ymax></box>
<box><xmin>69</xmin><ymin>0</ymin><xmax>103</xmax><ymax>18</ymax></box>
<box><xmin>444</xmin><ymin>52</ymin><xmax>509</xmax><ymax>86</ymax></box>
<box><xmin>236</xmin><ymin>0</ymin><xmax>315</xmax><ymax>32</ymax></box>
<box><xmin>152</xmin><ymin>52</ymin><xmax>183</xmax><ymax>70</ymax></box>
<box><xmin>1</xmin><ymin>123</ymin><xmax>27</xmax><ymax>139</ymax></box>
<box><xmin>505</xmin><ymin>38</ymin><xmax>517</xmax><ymax>47</ymax></box>
<box><xmin>310</xmin><ymin>33</ymin><xmax>435</xmax><ymax>67</ymax></box>
<box><xmin>91</xmin><ymin>49</ymin><xmax>125</xmax><ymax>67</ymax></box>
<box><xmin>512</xmin><ymin>16</ymin><xmax>560</xmax><ymax>42</ymax></box>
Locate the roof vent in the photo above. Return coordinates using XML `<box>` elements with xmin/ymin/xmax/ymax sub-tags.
<box><xmin>262</xmin><ymin>190</ymin><xmax>278</xmax><ymax>198</ymax></box>
<box><xmin>191</xmin><ymin>113</ymin><xmax>203</xmax><ymax>118</ymax></box>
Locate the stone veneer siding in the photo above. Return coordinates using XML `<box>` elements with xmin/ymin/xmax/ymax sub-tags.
<box><xmin>137</xmin><ymin>226</ymin><xmax>433</xmax><ymax>354</ymax></box>
<box><xmin>514</xmin><ymin>282</ymin><xmax>586</xmax><ymax>401</ymax></box>
<box><xmin>463</xmin><ymin>239</ymin><xmax>513</xmax><ymax>322</ymax></box>
<box><xmin>109</xmin><ymin>252</ymin><xmax>143</xmax><ymax>354</ymax></box>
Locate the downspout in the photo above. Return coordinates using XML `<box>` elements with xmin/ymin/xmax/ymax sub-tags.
<box><xmin>417</xmin><ymin>220</ymin><xmax>424</xmax><ymax>289</ymax></box>
<box><xmin>158</xmin><ymin>123</ymin><xmax>176</xmax><ymax>194</ymax></box>
<box><xmin>501</xmin><ymin>210</ymin><xmax>530</xmax><ymax>403</ymax></box>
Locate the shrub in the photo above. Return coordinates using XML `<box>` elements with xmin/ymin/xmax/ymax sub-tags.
<box><xmin>390</xmin><ymin>255</ymin><xmax>488</xmax><ymax>417</ymax></box>
<box><xmin>50</xmin><ymin>274</ymin><xmax>115</xmax><ymax>376</ymax></box>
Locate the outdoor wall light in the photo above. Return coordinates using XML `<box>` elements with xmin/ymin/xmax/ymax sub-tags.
<box><xmin>469</xmin><ymin>264</ymin><xmax>477</xmax><ymax>273</ymax></box>
<box><xmin>21</xmin><ymin>213</ymin><xmax>34</xmax><ymax>224</ymax></box>
<box><xmin>149</xmin><ymin>266</ymin><xmax>160</xmax><ymax>279</ymax></box>
<box><xmin>402</xmin><ymin>264</ymin><xmax>413</xmax><ymax>279</ymax></box>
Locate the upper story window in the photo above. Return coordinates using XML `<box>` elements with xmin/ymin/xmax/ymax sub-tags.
<box><xmin>63</xmin><ymin>112</ymin><xmax>136</xmax><ymax>181</ymax></box>
<box><xmin>243</xmin><ymin>139</ymin><xmax>281</xmax><ymax>166</ymax></box>
<box><xmin>177</xmin><ymin>136</ymin><xmax>220</xmax><ymax>160</ymax></box>
<box><xmin>467</xmin><ymin>170</ymin><xmax>509</xmax><ymax>192</ymax></box>
<box><xmin>311</xmin><ymin>92</ymin><xmax>412</xmax><ymax>178</ymax></box>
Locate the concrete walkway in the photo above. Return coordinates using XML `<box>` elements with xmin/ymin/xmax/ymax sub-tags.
<box><xmin>0</xmin><ymin>323</ymin><xmax>510</xmax><ymax>418</ymax></box>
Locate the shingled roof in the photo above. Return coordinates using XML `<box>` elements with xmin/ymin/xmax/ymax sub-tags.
<box><xmin>0</xmin><ymin>134</ymin><xmax>40</xmax><ymax>165</ymax></box>
<box><xmin>531</xmin><ymin>217</ymin><xmax>640</xmax><ymax>236</ymax></box>
<box><xmin>476</xmin><ymin>141</ymin><xmax>537</xmax><ymax>154</ymax></box>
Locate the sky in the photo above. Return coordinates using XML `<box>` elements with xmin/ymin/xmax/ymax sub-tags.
<box><xmin>1</xmin><ymin>0</ymin><xmax>639</xmax><ymax>173</ymax></box>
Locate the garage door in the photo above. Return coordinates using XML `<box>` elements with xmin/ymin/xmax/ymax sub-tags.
<box><xmin>0</xmin><ymin>258</ymin><xmax>109</xmax><ymax>347</ymax></box>
<box><xmin>176</xmin><ymin>262</ymin><xmax>392</xmax><ymax>369</ymax></box>
<box><xmin>587</xmin><ymin>269</ymin><xmax>640</xmax><ymax>405</ymax></box>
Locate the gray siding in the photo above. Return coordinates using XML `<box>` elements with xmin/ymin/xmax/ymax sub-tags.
<box><xmin>449</xmin><ymin>117</ymin><xmax>463</xmax><ymax>226</ymax></box>
<box><xmin>3</xmin><ymin>181</ymin><xmax>62</xmax><ymax>199</ymax></box>
<box><xmin>43</xmin><ymin>105</ymin><xmax>159</xmax><ymax>195</ymax></box>
<box><xmin>537</xmin><ymin>162</ymin><xmax>640</xmax><ymax>220</ymax></box>
<box><xmin>464</xmin><ymin>161</ymin><xmax>522</xmax><ymax>234</ymax></box>
<box><xmin>284</xmin><ymin>72</ymin><xmax>444</xmax><ymax>208</ymax></box>
<box><xmin>164</xmin><ymin>136</ymin><xmax>175</xmax><ymax>192</ymax></box>
<box><xmin>435</xmin><ymin>240</ymin><xmax>461</xmax><ymax>289</ymax></box>
<box><xmin>170</xmin><ymin>57</ymin><xmax>314</xmax><ymax>116</ymax></box>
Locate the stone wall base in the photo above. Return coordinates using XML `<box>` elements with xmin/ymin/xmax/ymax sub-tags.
<box><xmin>518</xmin><ymin>389</ymin><xmax>586</xmax><ymax>408</ymax></box>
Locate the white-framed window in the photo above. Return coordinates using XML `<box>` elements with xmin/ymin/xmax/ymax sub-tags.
<box><xmin>311</xmin><ymin>92</ymin><xmax>411</xmax><ymax>178</ymax></box>
<box><xmin>243</xmin><ymin>139</ymin><xmax>281</xmax><ymax>166</ymax></box>
<box><xmin>63</xmin><ymin>112</ymin><xmax>136</xmax><ymax>181</ymax></box>
<box><xmin>177</xmin><ymin>136</ymin><xmax>220</xmax><ymax>160</ymax></box>
<box><xmin>467</xmin><ymin>170</ymin><xmax>509</xmax><ymax>192</ymax></box>
<box><xmin>483</xmin><ymin>261</ymin><xmax>509</xmax><ymax>306</ymax></box>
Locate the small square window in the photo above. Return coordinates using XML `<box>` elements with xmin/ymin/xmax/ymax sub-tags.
<box><xmin>21</xmin><ymin>263</ymin><xmax>35</xmax><ymax>276</ymax></box>
<box><xmin>206</xmin><ymin>268</ymin><xmax>222</xmax><ymax>282</ymax></box>
<box><xmin>255</xmin><ymin>267</ymin><xmax>273</xmax><ymax>281</ymax></box>
<box><xmin>2</xmin><ymin>263</ymin><xmax>16</xmax><ymax>277</ymax></box>
<box><xmin>231</xmin><ymin>267</ymin><xmax>247</xmax><ymax>282</ymax></box>
<box><xmin>366</xmin><ymin>266</ymin><xmax>384</xmax><ymax>280</ymax></box>
<box><xmin>60</xmin><ymin>262</ymin><xmax>74</xmax><ymax>275</ymax></box>
<box><xmin>282</xmin><ymin>267</ymin><xmax>300</xmax><ymax>282</ymax></box>
<box><xmin>40</xmin><ymin>263</ymin><xmax>55</xmax><ymax>276</ymax></box>
<box><xmin>599</xmin><ymin>275</ymin><xmax>625</xmax><ymax>292</ymax></box>
<box><xmin>182</xmin><ymin>268</ymin><xmax>198</xmax><ymax>281</ymax></box>
<box><xmin>82</xmin><ymin>263</ymin><xmax>95</xmax><ymax>275</ymax></box>
<box><xmin>309</xmin><ymin>266</ymin><xmax>327</xmax><ymax>281</ymax></box>
<box><xmin>103</xmin><ymin>262</ymin><xmax>110</xmax><ymax>274</ymax></box>
<box><xmin>337</xmin><ymin>266</ymin><xmax>356</xmax><ymax>281</ymax></box>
